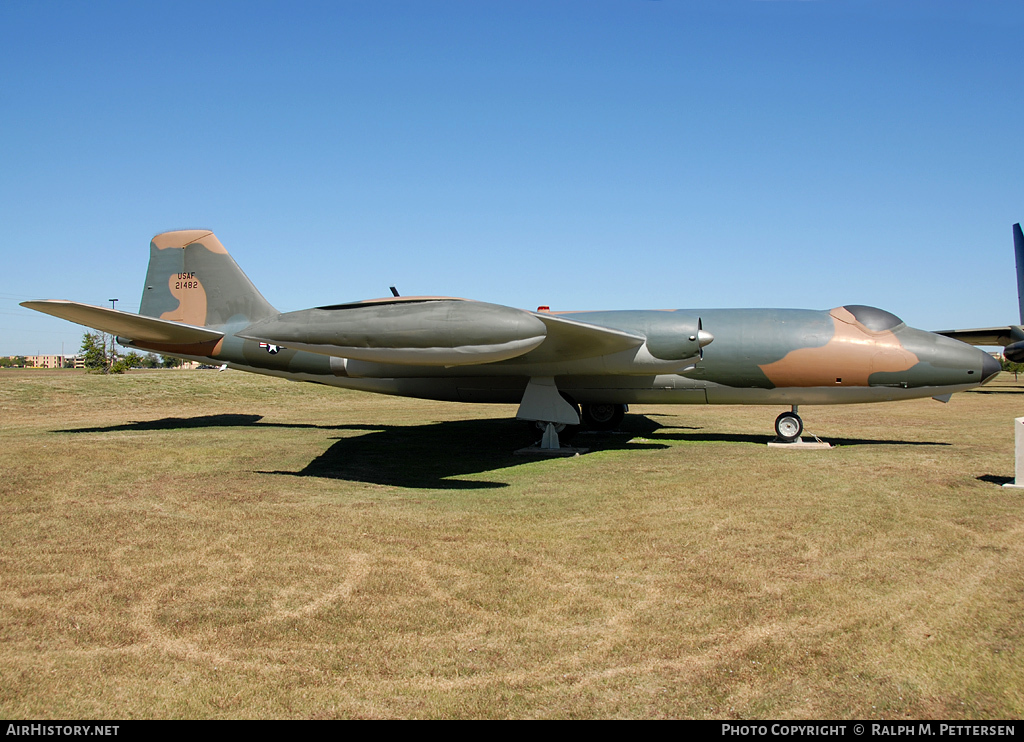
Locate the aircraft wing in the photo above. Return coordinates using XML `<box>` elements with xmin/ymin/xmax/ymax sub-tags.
<box><xmin>516</xmin><ymin>312</ymin><xmax>645</xmax><ymax>363</ymax></box>
<box><xmin>237</xmin><ymin>298</ymin><xmax>645</xmax><ymax>366</ymax></box>
<box><xmin>934</xmin><ymin>326</ymin><xmax>1018</xmax><ymax>347</ymax></box>
<box><xmin>21</xmin><ymin>300</ymin><xmax>224</xmax><ymax>344</ymax></box>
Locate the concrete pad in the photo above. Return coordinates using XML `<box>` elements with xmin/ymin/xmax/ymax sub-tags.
<box><xmin>514</xmin><ymin>445</ymin><xmax>589</xmax><ymax>457</ymax></box>
<box><xmin>767</xmin><ymin>437</ymin><xmax>833</xmax><ymax>450</ymax></box>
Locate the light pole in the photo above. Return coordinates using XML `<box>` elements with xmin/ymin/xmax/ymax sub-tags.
<box><xmin>107</xmin><ymin>299</ymin><xmax>118</xmax><ymax>371</ymax></box>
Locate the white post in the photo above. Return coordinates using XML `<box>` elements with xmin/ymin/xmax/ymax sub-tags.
<box><xmin>1004</xmin><ymin>417</ymin><xmax>1024</xmax><ymax>489</ymax></box>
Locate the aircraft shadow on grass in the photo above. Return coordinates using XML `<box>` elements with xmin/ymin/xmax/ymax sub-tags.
<box><xmin>60</xmin><ymin>414</ymin><xmax>346</xmax><ymax>434</ymax></box>
<box><xmin>57</xmin><ymin>413</ymin><xmax>666</xmax><ymax>489</ymax></box>
<box><xmin>267</xmin><ymin>417</ymin><xmax>674</xmax><ymax>490</ymax></box>
<box><xmin>59</xmin><ymin>413</ymin><xmax>950</xmax><ymax>490</ymax></box>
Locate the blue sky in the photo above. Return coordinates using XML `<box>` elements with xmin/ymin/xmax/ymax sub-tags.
<box><xmin>2</xmin><ymin>0</ymin><xmax>1023</xmax><ymax>356</ymax></box>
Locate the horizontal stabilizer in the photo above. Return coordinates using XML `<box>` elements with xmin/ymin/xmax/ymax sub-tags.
<box><xmin>22</xmin><ymin>300</ymin><xmax>224</xmax><ymax>344</ymax></box>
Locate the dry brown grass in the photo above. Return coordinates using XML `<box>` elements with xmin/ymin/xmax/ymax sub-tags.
<box><xmin>1</xmin><ymin>368</ymin><xmax>1022</xmax><ymax>718</ymax></box>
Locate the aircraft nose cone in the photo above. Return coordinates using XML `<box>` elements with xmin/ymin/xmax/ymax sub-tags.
<box><xmin>982</xmin><ymin>352</ymin><xmax>1001</xmax><ymax>384</ymax></box>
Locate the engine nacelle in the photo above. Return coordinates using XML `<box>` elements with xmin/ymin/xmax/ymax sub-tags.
<box><xmin>1004</xmin><ymin>340</ymin><xmax>1024</xmax><ymax>364</ymax></box>
<box><xmin>239</xmin><ymin>298</ymin><xmax>548</xmax><ymax>366</ymax></box>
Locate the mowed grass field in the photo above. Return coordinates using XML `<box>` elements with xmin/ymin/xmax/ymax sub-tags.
<box><xmin>1</xmin><ymin>368</ymin><xmax>1022</xmax><ymax>719</ymax></box>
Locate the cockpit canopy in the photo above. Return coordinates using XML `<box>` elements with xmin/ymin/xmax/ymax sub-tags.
<box><xmin>842</xmin><ymin>305</ymin><xmax>905</xmax><ymax>332</ymax></box>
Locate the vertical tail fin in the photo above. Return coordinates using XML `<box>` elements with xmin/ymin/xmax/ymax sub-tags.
<box><xmin>1014</xmin><ymin>223</ymin><xmax>1024</xmax><ymax>325</ymax></box>
<box><xmin>139</xmin><ymin>230</ymin><xmax>276</xmax><ymax>328</ymax></box>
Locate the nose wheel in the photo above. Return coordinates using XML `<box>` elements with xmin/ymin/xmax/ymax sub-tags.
<box><xmin>774</xmin><ymin>410</ymin><xmax>803</xmax><ymax>442</ymax></box>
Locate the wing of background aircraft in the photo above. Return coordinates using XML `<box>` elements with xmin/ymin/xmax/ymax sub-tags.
<box><xmin>934</xmin><ymin>326</ymin><xmax>1020</xmax><ymax>347</ymax></box>
<box><xmin>934</xmin><ymin>223</ymin><xmax>1024</xmax><ymax>361</ymax></box>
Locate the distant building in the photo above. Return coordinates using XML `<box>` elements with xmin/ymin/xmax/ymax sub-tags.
<box><xmin>26</xmin><ymin>355</ymin><xmax>64</xmax><ymax>368</ymax></box>
<box><xmin>18</xmin><ymin>355</ymin><xmax>84</xmax><ymax>369</ymax></box>
<box><xmin>5</xmin><ymin>354</ymin><xmax>199</xmax><ymax>370</ymax></box>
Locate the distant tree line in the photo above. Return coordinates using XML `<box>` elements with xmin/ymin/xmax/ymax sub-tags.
<box><xmin>1002</xmin><ymin>357</ymin><xmax>1024</xmax><ymax>380</ymax></box>
<box><xmin>79</xmin><ymin>332</ymin><xmax>182</xmax><ymax>374</ymax></box>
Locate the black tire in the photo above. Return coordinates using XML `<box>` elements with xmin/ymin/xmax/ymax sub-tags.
<box><xmin>774</xmin><ymin>412</ymin><xmax>803</xmax><ymax>442</ymax></box>
<box><xmin>582</xmin><ymin>403</ymin><xmax>626</xmax><ymax>431</ymax></box>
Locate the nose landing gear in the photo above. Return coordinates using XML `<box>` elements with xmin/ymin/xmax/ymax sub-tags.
<box><xmin>774</xmin><ymin>407</ymin><xmax>804</xmax><ymax>442</ymax></box>
<box><xmin>770</xmin><ymin>406</ymin><xmax>831</xmax><ymax>449</ymax></box>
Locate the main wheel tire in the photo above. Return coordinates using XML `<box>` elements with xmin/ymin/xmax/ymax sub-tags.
<box><xmin>582</xmin><ymin>403</ymin><xmax>626</xmax><ymax>431</ymax></box>
<box><xmin>774</xmin><ymin>412</ymin><xmax>803</xmax><ymax>442</ymax></box>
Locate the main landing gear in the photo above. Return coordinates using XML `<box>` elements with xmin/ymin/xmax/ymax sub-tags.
<box><xmin>516</xmin><ymin>378</ymin><xmax>632</xmax><ymax>453</ymax></box>
<box><xmin>581</xmin><ymin>403</ymin><xmax>627</xmax><ymax>431</ymax></box>
<box><xmin>523</xmin><ymin>401</ymin><xmax>627</xmax><ymax>454</ymax></box>
<box><xmin>526</xmin><ymin>414</ymin><xmax>579</xmax><ymax>440</ymax></box>
<box><xmin>774</xmin><ymin>406</ymin><xmax>804</xmax><ymax>442</ymax></box>
<box><xmin>516</xmin><ymin>377</ymin><xmax>583</xmax><ymax>451</ymax></box>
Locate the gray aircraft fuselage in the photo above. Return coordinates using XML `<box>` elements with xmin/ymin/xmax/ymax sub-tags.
<box><xmin>23</xmin><ymin>230</ymin><xmax>1000</xmax><ymax>440</ymax></box>
<box><xmin>155</xmin><ymin>305</ymin><xmax>991</xmax><ymax>407</ymax></box>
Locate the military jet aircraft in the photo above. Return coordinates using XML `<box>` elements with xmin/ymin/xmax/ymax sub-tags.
<box><xmin>937</xmin><ymin>223</ymin><xmax>1024</xmax><ymax>362</ymax></box>
<box><xmin>23</xmin><ymin>229</ymin><xmax>1000</xmax><ymax>448</ymax></box>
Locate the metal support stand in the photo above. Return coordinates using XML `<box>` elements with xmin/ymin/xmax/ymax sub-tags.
<box><xmin>515</xmin><ymin>426</ymin><xmax>588</xmax><ymax>456</ymax></box>
<box><xmin>540</xmin><ymin>422</ymin><xmax>561</xmax><ymax>450</ymax></box>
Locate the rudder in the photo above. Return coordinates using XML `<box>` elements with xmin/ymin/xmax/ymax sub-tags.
<box><xmin>1014</xmin><ymin>223</ymin><xmax>1024</xmax><ymax>325</ymax></box>
<box><xmin>140</xmin><ymin>230</ymin><xmax>277</xmax><ymax>328</ymax></box>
